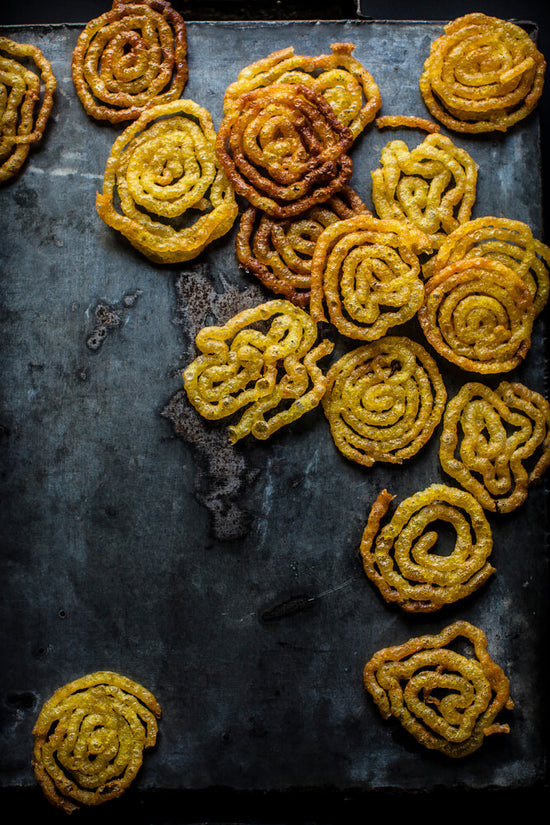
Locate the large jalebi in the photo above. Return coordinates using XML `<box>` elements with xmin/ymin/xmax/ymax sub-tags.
<box><xmin>235</xmin><ymin>186</ymin><xmax>370</xmax><ymax>308</ymax></box>
<box><xmin>223</xmin><ymin>42</ymin><xmax>381</xmax><ymax>140</ymax></box>
<box><xmin>32</xmin><ymin>671</ymin><xmax>161</xmax><ymax>814</ymax></box>
<box><xmin>183</xmin><ymin>299</ymin><xmax>334</xmax><ymax>443</ymax></box>
<box><xmin>71</xmin><ymin>0</ymin><xmax>188</xmax><ymax>123</ymax></box>
<box><xmin>419</xmin><ymin>13</ymin><xmax>546</xmax><ymax>133</ymax></box>
<box><xmin>321</xmin><ymin>336</ymin><xmax>447</xmax><ymax>467</ymax></box>
<box><xmin>440</xmin><ymin>380</ymin><xmax>550</xmax><ymax>513</ymax></box>
<box><xmin>371</xmin><ymin>133</ymin><xmax>478</xmax><ymax>249</ymax></box>
<box><xmin>309</xmin><ymin>214</ymin><xmax>432</xmax><ymax>340</ymax></box>
<box><xmin>360</xmin><ymin>484</ymin><xmax>494</xmax><ymax>613</ymax></box>
<box><xmin>96</xmin><ymin>98</ymin><xmax>238</xmax><ymax>264</ymax></box>
<box><xmin>0</xmin><ymin>37</ymin><xmax>56</xmax><ymax>184</ymax></box>
<box><xmin>215</xmin><ymin>82</ymin><xmax>354</xmax><ymax>219</ymax></box>
<box><xmin>418</xmin><ymin>256</ymin><xmax>535</xmax><ymax>373</ymax></box>
<box><xmin>364</xmin><ymin>621</ymin><xmax>514</xmax><ymax>757</ymax></box>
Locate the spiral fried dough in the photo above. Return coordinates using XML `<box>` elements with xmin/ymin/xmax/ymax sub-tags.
<box><xmin>71</xmin><ymin>0</ymin><xmax>188</xmax><ymax>123</ymax></box>
<box><xmin>215</xmin><ymin>82</ymin><xmax>354</xmax><ymax>219</ymax></box>
<box><xmin>183</xmin><ymin>299</ymin><xmax>334</xmax><ymax>444</ymax></box>
<box><xmin>419</xmin><ymin>13</ymin><xmax>546</xmax><ymax>133</ymax></box>
<box><xmin>223</xmin><ymin>42</ymin><xmax>381</xmax><ymax>140</ymax></box>
<box><xmin>423</xmin><ymin>216</ymin><xmax>550</xmax><ymax>317</ymax></box>
<box><xmin>0</xmin><ymin>37</ymin><xmax>56</xmax><ymax>184</ymax></box>
<box><xmin>371</xmin><ymin>133</ymin><xmax>478</xmax><ymax>249</ymax></box>
<box><xmin>235</xmin><ymin>186</ymin><xmax>370</xmax><ymax>308</ymax></box>
<box><xmin>96</xmin><ymin>99</ymin><xmax>238</xmax><ymax>264</ymax></box>
<box><xmin>364</xmin><ymin>621</ymin><xmax>513</xmax><ymax>757</ymax></box>
<box><xmin>310</xmin><ymin>214</ymin><xmax>431</xmax><ymax>340</ymax></box>
<box><xmin>418</xmin><ymin>257</ymin><xmax>535</xmax><ymax>373</ymax></box>
<box><xmin>440</xmin><ymin>381</ymin><xmax>550</xmax><ymax>513</ymax></box>
<box><xmin>32</xmin><ymin>671</ymin><xmax>161</xmax><ymax>814</ymax></box>
<box><xmin>360</xmin><ymin>484</ymin><xmax>494</xmax><ymax>613</ymax></box>
<box><xmin>322</xmin><ymin>336</ymin><xmax>447</xmax><ymax>467</ymax></box>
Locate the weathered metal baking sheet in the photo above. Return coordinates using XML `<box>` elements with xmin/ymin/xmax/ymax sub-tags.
<box><xmin>0</xmin><ymin>19</ymin><xmax>548</xmax><ymax>806</ymax></box>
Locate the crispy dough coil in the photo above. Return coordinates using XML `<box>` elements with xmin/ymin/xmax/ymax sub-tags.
<box><xmin>32</xmin><ymin>671</ymin><xmax>161</xmax><ymax>815</ymax></box>
<box><xmin>440</xmin><ymin>380</ymin><xmax>550</xmax><ymax>513</ymax></box>
<box><xmin>96</xmin><ymin>98</ymin><xmax>238</xmax><ymax>264</ymax></box>
<box><xmin>71</xmin><ymin>0</ymin><xmax>188</xmax><ymax>123</ymax></box>
<box><xmin>0</xmin><ymin>37</ymin><xmax>56</xmax><ymax>183</ymax></box>
<box><xmin>215</xmin><ymin>82</ymin><xmax>354</xmax><ymax>219</ymax></box>
<box><xmin>364</xmin><ymin>621</ymin><xmax>513</xmax><ymax>757</ymax></box>
<box><xmin>419</xmin><ymin>12</ymin><xmax>546</xmax><ymax>133</ymax></box>
<box><xmin>360</xmin><ymin>484</ymin><xmax>494</xmax><ymax>613</ymax></box>
<box><xmin>223</xmin><ymin>42</ymin><xmax>382</xmax><ymax>140</ymax></box>
<box><xmin>183</xmin><ymin>299</ymin><xmax>334</xmax><ymax>443</ymax></box>
<box><xmin>322</xmin><ymin>336</ymin><xmax>447</xmax><ymax>467</ymax></box>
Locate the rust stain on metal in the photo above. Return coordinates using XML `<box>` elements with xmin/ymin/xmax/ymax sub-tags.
<box><xmin>86</xmin><ymin>290</ymin><xmax>142</xmax><ymax>351</ymax></box>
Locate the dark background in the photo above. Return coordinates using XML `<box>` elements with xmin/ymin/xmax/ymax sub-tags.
<box><xmin>1</xmin><ymin>1</ymin><xmax>549</xmax><ymax>822</ymax></box>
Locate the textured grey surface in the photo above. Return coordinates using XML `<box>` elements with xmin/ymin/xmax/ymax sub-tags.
<box><xmin>0</xmin><ymin>19</ymin><xmax>548</xmax><ymax>799</ymax></box>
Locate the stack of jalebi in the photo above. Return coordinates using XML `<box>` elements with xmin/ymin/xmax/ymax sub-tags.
<box><xmin>96</xmin><ymin>99</ymin><xmax>238</xmax><ymax>264</ymax></box>
<box><xmin>235</xmin><ymin>186</ymin><xmax>370</xmax><ymax>308</ymax></box>
<box><xmin>183</xmin><ymin>299</ymin><xmax>334</xmax><ymax>443</ymax></box>
<box><xmin>321</xmin><ymin>336</ymin><xmax>447</xmax><ymax>467</ymax></box>
<box><xmin>364</xmin><ymin>621</ymin><xmax>514</xmax><ymax>757</ymax></box>
<box><xmin>419</xmin><ymin>13</ymin><xmax>546</xmax><ymax>133</ymax></box>
<box><xmin>309</xmin><ymin>214</ymin><xmax>432</xmax><ymax>340</ymax></box>
<box><xmin>32</xmin><ymin>671</ymin><xmax>161</xmax><ymax>815</ymax></box>
<box><xmin>0</xmin><ymin>37</ymin><xmax>56</xmax><ymax>183</ymax></box>
<box><xmin>360</xmin><ymin>484</ymin><xmax>495</xmax><ymax>613</ymax></box>
<box><xmin>71</xmin><ymin>0</ymin><xmax>188</xmax><ymax>123</ymax></box>
<box><xmin>371</xmin><ymin>133</ymin><xmax>478</xmax><ymax>249</ymax></box>
<box><xmin>440</xmin><ymin>380</ymin><xmax>550</xmax><ymax>513</ymax></box>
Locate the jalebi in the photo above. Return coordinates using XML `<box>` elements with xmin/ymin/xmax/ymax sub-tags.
<box><xmin>375</xmin><ymin>114</ymin><xmax>440</xmax><ymax>133</ymax></box>
<box><xmin>364</xmin><ymin>621</ymin><xmax>514</xmax><ymax>757</ymax></box>
<box><xmin>32</xmin><ymin>671</ymin><xmax>161</xmax><ymax>814</ymax></box>
<box><xmin>322</xmin><ymin>336</ymin><xmax>447</xmax><ymax>467</ymax></box>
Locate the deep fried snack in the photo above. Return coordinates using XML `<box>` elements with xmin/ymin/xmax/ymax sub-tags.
<box><xmin>223</xmin><ymin>42</ymin><xmax>381</xmax><ymax>140</ymax></box>
<box><xmin>322</xmin><ymin>336</ymin><xmax>447</xmax><ymax>467</ymax></box>
<box><xmin>235</xmin><ymin>186</ymin><xmax>370</xmax><ymax>308</ymax></box>
<box><xmin>310</xmin><ymin>214</ymin><xmax>431</xmax><ymax>340</ymax></box>
<box><xmin>183</xmin><ymin>299</ymin><xmax>334</xmax><ymax>443</ymax></box>
<box><xmin>96</xmin><ymin>98</ymin><xmax>238</xmax><ymax>264</ymax></box>
<box><xmin>440</xmin><ymin>380</ymin><xmax>550</xmax><ymax>513</ymax></box>
<box><xmin>360</xmin><ymin>484</ymin><xmax>494</xmax><ymax>613</ymax></box>
<box><xmin>418</xmin><ymin>257</ymin><xmax>535</xmax><ymax>373</ymax></box>
<box><xmin>419</xmin><ymin>13</ymin><xmax>546</xmax><ymax>133</ymax></box>
<box><xmin>423</xmin><ymin>216</ymin><xmax>550</xmax><ymax>317</ymax></box>
<box><xmin>375</xmin><ymin>114</ymin><xmax>440</xmax><ymax>133</ymax></box>
<box><xmin>215</xmin><ymin>82</ymin><xmax>354</xmax><ymax>219</ymax></box>
<box><xmin>371</xmin><ymin>133</ymin><xmax>478</xmax><ymax>249</ymax></box>
<box><xmin>32</xmin><ymin>671</ymin><xmax>161</xmax><ymax>815</ymax></box>
<box><xmin>71</xmin><ymin>0</ymin><xmax>188</xmax><ymax>123</ymax></box>
<box><xmin>0</xmin><ymin>37</ymin><xmax>56</xmax><ymax>184</ymax></box>
<box><xmin>364</xmin><ymin>621</ymin><xmax>513</xmax><ymax>758</ymax></box>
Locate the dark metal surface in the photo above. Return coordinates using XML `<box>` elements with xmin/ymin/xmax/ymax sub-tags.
<box><xmin>0</xmin><ymin>12</ymin><xmax>548</xmax><ymax>818</ymax></box>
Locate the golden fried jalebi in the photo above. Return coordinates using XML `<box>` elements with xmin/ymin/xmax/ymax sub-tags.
<box><xmin>419</xmin><ymin>13</ymin><xmax>546</xmax><ymax>133</ymax></box>
<box><xmin>364</xmin><ymin>621</ymin><xmax>513</xmax><ymax>757</ymax></box>
<box><xmin>423</xmin><ymin>216</ymin><xmax>550</xmax><ymax>317</ymax></box>
<box><xmin>418</xmin><ymin>257</ymin><xmax>535</xmax><ymax>373</ymax></box>
<box><xmin>32</xmin><ymin>671</ymin><xmax>161</xmax><ymax>814</ymax></box>
<box><xmin>235</xmin><ymin>186</ymin><xmax>370</xmax><ymax>308</ymax></box>
<box><xmin>0</xmin><ymin>37</ymin><xmax>56</xmax><ymax>184</ymax></box>
<box><xmin>360</xmin><ymin>484</ymin><xmax>494</xmax><ymax>613</ymax></box>
<box><xmin>371</xmin><ymin>133</ymin><xmax>478</xmax><ymax>249</ymax></box>
<box><xmin>183</xmin><ymin>299</ymin><xmax>334</xmax><ymax>443</ymax></box>
<box><xmin>96</xmin><ymin>98</ymin><xmax>238</xmax><ymax>264</ymax></box>
<box><xmin>71</xmin><ymin>0</ymin><xmax>188</xmax><ymax>123</ymax></box>
<box><xmin>215</xmin><ymin>82</ymin><xmax>354</xmax><ymax>219</ymax></box>
<box><xmin>223</xmin><ymin>42</ymin><xmax>382</xmax><ymax>140</ymax></box>
<box><xmin>322</xmin><ymin>336</ymin><xmax>447</xmax><ymax>467</ymax></box>
<box><xmin>309</xmin><ymin>214</ymin><xmax>431</xmax><ymax>340</ymax></box>
<box><xmin>375</xmin><ymin>114</ymin><xmax>440</xmax><ymax>133</ymax></box>
<box><xmin>440</xmin><ymin>380</ymin><xmax>550</xmax><ymax>513</ymax></box>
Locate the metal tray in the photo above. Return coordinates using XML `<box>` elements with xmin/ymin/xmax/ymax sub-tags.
<box><xmin>0</xmin><ymin>17</ymin><xmax>548</xmax><ymax>814</ymax></box>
